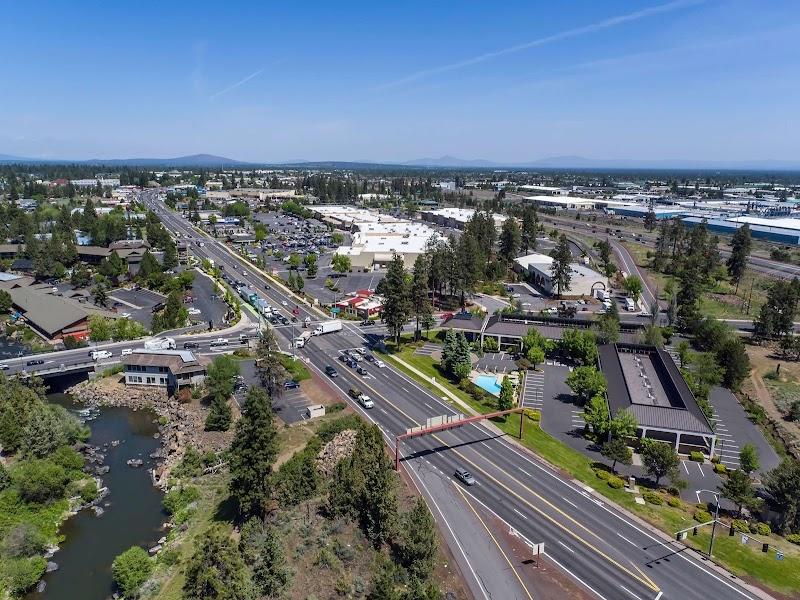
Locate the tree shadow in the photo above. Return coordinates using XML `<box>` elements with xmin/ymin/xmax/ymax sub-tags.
<box><xmin>213</xmin><ymin>494</ymin><xmax>239</xmax><ymax>523</ymax></box>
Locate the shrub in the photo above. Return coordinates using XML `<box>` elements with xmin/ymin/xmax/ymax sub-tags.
<box><xmin>607</xmin><ymin>476</ymin><xmax>625</xmax><ymax>489</ymax></box>
<box><xmin>1</xmin><ymin>524</ymin><xmax>47</xmax><ymax>558</ymax></box>
<box><xmin>731</xmin><ymin>519</ymin><xmax>750</xmax><ymax>533</ymax></box>
<box><xmin>666</xmin><ymin>496</ymin><xmax>682</xmax><ymax>508</ymax></box>
<box><xmin>642</xmin><ymin>491</ymin><xmax>663</xmax><ymax>505</ymax></box>
<box><xmin>694</xmin><ymin>510</ymin><xmax>712</xmax><ymax>523</ymax></box>
<box><xmin>80</xmin><ymin>479</ymin><xmax>99</xmax><ymax>503</ymax></box>
<box><xmin>750</xmin><ymin>522</ymin><xmax>771</xmax><ymax>536</ymax></box>
<box><xmin>112</xmin><ymin>546</ymin><xmax>153</xmax><ymax>598</ymax></box>
<box><xmin>787</xmin><ymin>533</ymin><xmax>800</xmax><ymax>545</ymax></box>
<box><xmin>483</xmin><ymin>337</ymin><xmax>499</xmax><ymax>353</ymax></box>
<box><xmin>11</xmin><ymin>460</ymin><xmax>70</xmax><ymax>504</ymax></box>
<box><xmin>162</xmin><ymin>486</ymin><xmax>199</xmax><ymax>515</ymax></box>
<box><xmin>689</xmin><ymin>451</ymin><xmax>704</xmax><ymax>463</ymax></box>
<box><xmin>713</xmin><ymin>463</ymin><xmax>727</xmax><ymax>475</ymax></box>
<box><xmin>595</xmin><ymin>469</ymin><xmax>611</xmax><ymax>480</ymax></box>
<box><xmin>1</xmin><ymin>556</ymin><xmax>47</xmax><ymax>595</ymax></box>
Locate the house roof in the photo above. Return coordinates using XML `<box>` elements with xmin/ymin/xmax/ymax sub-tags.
<box><xmin>123</xmin><ymin>349</ymin><xmax>208</xmax><ymax>374</ymax></box>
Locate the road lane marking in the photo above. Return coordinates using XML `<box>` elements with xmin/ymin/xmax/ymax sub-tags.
<box><xmin>512</xmin><ymin>508</ymin><xmax>528</xmax><ymax>520</ymax></box>
<box><xmin>558</xmin><ymin>540</ymin><xmax>575</xmax><ymax>553</ymax></box>
<box><xmin>617</xmin><ymin>533</ymin><xmax>636</xmax><ymax>547</ymax></box>
<box><xmin>562</xmin><ymin>497</ymin><xmax>578</xmax><ymax>509</ymax></box>
<box><xmin>452</xmin><ymin>483</ymin><xmax>534</xmax><ymax>600</ymax></box>
<box><xmin>546</xmin><ymin>553</ymin><xmax>609</xmax><ymax>600</ymax></box>
<box><xmin>620</xmin><ymin>585</ymin><xmax>645</xmax><ymax>600</ymax></box>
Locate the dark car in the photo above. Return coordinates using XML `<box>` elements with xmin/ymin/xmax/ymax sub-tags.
<box><xmin>183</xmin><ymin>342</ymin><xmax>199</xmax><ymax>349</ymax></box>
<box><xmin>324</xmin><ymin>365</ymin><xmax>338</xmax><ymax>378</ymax></box>
<box><xmin>338</xmin><ymin>354</ymin><xmax>348</xmax><ymax>362</ymax></box>
<box><xmin>356</xmin><ymin>366</ymin><xmax>368</xmax><ymax>376</ymax></box>
<box><xmin>347</xmin><ymin>360</ymin><xmax>358</xmax><ymax>369</ymax></box>
<box><xmin>283</xmin><ymin>380</ymin><xmax>300</xmax><ymax>389</ymax></box>
<box><xmin>26</xmin><ymin>359</ymin><xmax>44</xmax><ymax>366</ymax></box>
<box><xmin>360</xmin><ymin>319</ymin><xmax>372</xmax><ymax>326</ymax></box>
<box><xmin>364</xmin><ymin>354</ymin><xmax>375</xmax><ymax>362</ymax></box>
<box><xmin>264</xmin><ymin>283</ymin><xmax>270</xmax><ymax>290</ymax></box>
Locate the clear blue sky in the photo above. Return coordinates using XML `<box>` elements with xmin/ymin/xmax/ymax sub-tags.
<box><xmin>2</xmin><ymin>0</ymin><xmax>799</xmax><ymax>163</ymax></box>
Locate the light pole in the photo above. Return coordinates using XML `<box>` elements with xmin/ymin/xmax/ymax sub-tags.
<box><xmin>698</xmin><ymin>489</ymin><xmax>721</xmax><ymax>558</ymax></box>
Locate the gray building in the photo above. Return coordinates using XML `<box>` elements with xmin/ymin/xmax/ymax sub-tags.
<box><xmin>122</xmin><ymin>349</ymin><xmax>209</xmax><ymax>392</ymax></box>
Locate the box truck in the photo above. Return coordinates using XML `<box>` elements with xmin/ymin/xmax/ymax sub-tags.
<box><xmin>313</xmin><ymin>320</ymin><xmax>343</xmax><ymax>336</ymax></box>
<box><xmin>144</xmin><ymin>337</ymin><xmax>176</xmax><ymax>350</ymax></box>
<box><xmin>293</xmin><ymin>331</ymin><xmax>313</xmax><ymax>348</ymax></box>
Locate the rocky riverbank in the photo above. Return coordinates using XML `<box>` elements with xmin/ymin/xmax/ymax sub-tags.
<box><xmin>67</xmin><ymin>376</ymin><xmax>234</xmax><ymax>487</ymax></box>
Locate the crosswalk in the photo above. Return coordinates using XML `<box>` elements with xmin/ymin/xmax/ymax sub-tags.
<box><xmin>571</xmin><ymin>409</ymin><xmax>586</xmax><ymax>429</ymax></box>
<box><xmin>520</xmin><ymin>370</ymin><xmax>544</xmax><ymax>411</ymax></box>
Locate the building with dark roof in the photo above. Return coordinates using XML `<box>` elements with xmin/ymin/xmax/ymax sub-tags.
<box><xmin>598</xmin><ymin>343</ymin><xmax>716</xmax><ymax>456</ymax></box>
<box><xmin>122</xmin><ymin>349</ymin><xmax>209</xmax><ymax>392</ymax></box>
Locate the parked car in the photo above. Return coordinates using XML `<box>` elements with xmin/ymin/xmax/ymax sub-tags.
<box><xmin>283</xmin><ymin>380</ymin><xmax>300</xmax><ymax>389</ymax></box>
<box><xmin>454</xmin><ymin>468</ymin><xmax>476</xmax><ymax>486</ymax></box>
<box><xmin>325</xmin><ymin>365</ymin><xmax>338</xmax><ymax>378</ymax></box>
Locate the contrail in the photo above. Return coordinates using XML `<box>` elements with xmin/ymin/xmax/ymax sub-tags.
<box><xmin>209</xmin><ymin>68</ymin><xmax>264</xmax><ymax>100</ymax></box>
<box><xmin>374</xmin><ymin>0</ymin><xmax>704</xmax><ymax>90</ymax></box>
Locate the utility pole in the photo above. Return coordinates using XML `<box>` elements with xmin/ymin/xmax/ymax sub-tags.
<box><xmin>698</xmin><ymin>489</ymin><xmax>721</xmax><ymax>558</ymax></box>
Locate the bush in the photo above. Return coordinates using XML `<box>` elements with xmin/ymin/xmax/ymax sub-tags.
<box><xmin>689</xmin><ymin>451</ymin><xmax>704</xmax><ymax>463</ymax></box>
<box><xmin>1</xmin><ymin>524</ymin><xmax>47</xmax><ymax>558</ymax></box>
<box><xmin>787</xmin><ymin>533</ymin><xmax>800</xmax><ymax>545</ymax></box>
<box><xmin>607</xmin><ymin>476</ymin><xmax>625</xmax><ymax>489</ymax></box>
<box><xmin>80</xmin><ymin>479</ymin><xmax>99</xmax><ymax>504</ymax></box>
<box><xmin>112</xmin><ymin>546</ymin><xmax>153</xmax><ymax>598</ymax></box>
<box><xmin>750</xmin><ymin>522</ymin><xmax>771</xmax><ymax>536</ymax></box>
<box><xmin>1</xmin><ymin>556</ymin><xmax>47</xmax><ymax>594</ymax></box>
<box><xmin>666</xmin><ymin>496</ymin><xmax>683</xmax><ymax>508</ymax></box>
<box><xmin>595</xmin><ymin>469</ymin><xmax>611</xmax><ymax>480</ymax></box>
<box><xmin>162</xmin><ymin>486</ymin><xmax>199</xmax><ymax>515</ymax></box>
<box><xmin>713</xmin><ymin>463</ymin><xmax>727</xmax><ymax>474</ymax></box>
<box><xmin>11</xmin><ymin>460</ymin><xmax>70</xmax><ymax>504</ymax></box>
<box><xmin>694</xmin><ymin>510</ymin><xmax>712</xmax><ymax>523</ymax></box>
<box><xmin>642</xmin><ymin>491</ymin><xmax>663</xmax><ymax>505</ymax></box>
<box><xmin>483</xmin><ymin>337</ymin><xmax>499</xmax><ymax>353</ymax></box>
<box><xmin>731</xmin><ymin>519</ymin><xmax>750</xmax><ymax>533</ymax></box>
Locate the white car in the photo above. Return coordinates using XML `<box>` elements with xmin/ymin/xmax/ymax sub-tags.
<box><xmin>121</xmin><ymin>348</ymin><xmax>133</xmax><ymax>356</ymax></box>
<box><xmin>121</xmin><ymin>312</ymin><xmax>131</xmax><ymax>319</ymax></box>
<box><xmin>281</xmin><ymin>300</ymin><xmax>288</xmax><ymax>306</ymax></box>
<box><xmin>0</xmin><ymin>364</ymin><xmax>9</xmax><ymax>370</ymax></box>
<box><xmin>357</xmin><ymin>394</ymin><xmax>375</xmax><ymax>409</ymax></box>
<box><xmin>187</xmin><ymin>308</ymin><xmax>201</xmax><ymax>315</ymax></box>
<box><xmin>374</xmin><ymin>359</ymin><xmax>386</xmax><ymax>368</ymax></box>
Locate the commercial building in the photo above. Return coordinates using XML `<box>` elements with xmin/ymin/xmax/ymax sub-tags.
<box><xmin>313</xmin><ymin>205</ymin><xmax>400</xmax><ymax>229</ymax></box>
<box><xmin>606</xmin><ymin>205</ymin><xmax>687</xmax><ymax>220</ymax></box>
<box><xmin>598</xmin><ymin>343</ymin><xmax>716</xmax><ymax>456</ymax></box>
<box><xmin>682</xmin><ymin>216</ymin><xmax>800</xmax><ymax>245</ymax></box>
<box><xmin>523</xmin><ymin>195</ymin><xmax>597</xmax><ymax>210</ymax></box>
<box><xmin>122</xmin><ymin>349</ymin><xmax>209</xmax><ymax>393</ymax></box>
<box><xmin>70</xmin><ymin>178</ymin><xmax>121</xmax><ymax>188</ymax></box>
<box><xmin>333</xmin><ymin>289</ymin><xmax>384</xmax><ymax>319</ymax></box>
<box><xmin>419</xmin><ymin>207</ymin><xmax>506</xmax><ymax>230</ymax></box>
<box><xmin>335</xmin><ymin>221</ymin><xmax>441</xmax><ymax>269</ymax></box>
<box><xmin>514</xmin><ymin>253</ymin><xmax>608</xmax><ymax>298</ymax></box>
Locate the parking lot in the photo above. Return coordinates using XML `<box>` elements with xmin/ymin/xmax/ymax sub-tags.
<box><xmin>237</xmin><ymin>359</ymin><xmax>313</xmax><ymax>424</ymax></box>
<box><xmin>109</xmin><ymin>287</ymin><xmax>166</xmax><ymax>330</ymax></box>
<box><xmin>185</xmin><ymin>271</ymin><xmax>230</xmax><ymax>328</ymax></box>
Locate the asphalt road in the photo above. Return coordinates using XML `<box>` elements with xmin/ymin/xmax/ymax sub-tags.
<box><xmin>134</xmin><ymin>191</ymin><xmax>775</xmax><ymax>600</ymax></box>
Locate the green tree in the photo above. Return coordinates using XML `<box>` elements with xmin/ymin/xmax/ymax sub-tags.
<box><xmin>138</xmin><ymin>250</ymin><xmax>161</xmax><ymax>280</ymax></box>
<box><xmin>304</xmin><ymin>253</ymin><xmax>318</xmax><ymax>277</ymax></box>
<box><xmin>11</xmin><ymin>459</ymin><xmax>70</xmax><ymax>503</ymax></box>
<box><xmin>559</xmin><ymin>329</ymin><xmax>598</xmax><ymax>365</ymax></box>
<box><xmin>0</xmin><ymin>289</ymin><xmax>12</xmax><ymax>313</ymax></box>
<box><xmin>183</xmin><ymin>526</ymin><xmax>255</xmax><ymax>600</ymax></box>
<box><xmin>88</xmin><ymin>314</ymin><xmax>113</xmax><ymax>341</ymax></box>
<box><xmin>288</xmin><ymin>253</ymin><xmax>301</xmax><ymax>270</ymax></box>
<box><xmin>229</xmin><ymin>387</ymin><xmax>279</xmax><ymax>517</ymax></box>
<box><xmin>719</xmin><ymin>469</ymin><xmax>759</xmax><ymax>517</ymax></box>
<box><xmin>644</xmin><ymin>208</ymin><xmax>657</xmax><ymax>231</ymax></box>
<box><xmin>763</xmin><ymin>458</ymin><xmax>800</xmax><ymax>533</ymax></box>
<box><xmin>738</xmin><ymin>443</ymin><xmax>760</xmax><ymax>475</ymax></box>
<box><xmin>394</xmin><ymin>498</ymin><xmax>438</xmax><ymax>581</ymax></box>
<box><xmin>92</xmin><ymin>282</ymin><xmax>108</xmax><ymax>307</ymax></box>
<box><xmin>204</xmin><ymin>355</ymin><xmax>239</xmax><ymax>431</ymax></box>
<box><xmin>70</xmin><ymin>263</ymin><xmax>91</xmax><ymax>288</ymax></box>
<box><xmin>641</xmin><ymin>440</ymin><xmax>680</xmax><ymax>487</ymax></box>
<box><xmin>623</xmin><ymin>275</ymin><xmax>643</xmax><ymax>304</ymax></box>
<box><xmin>676</xmin><ymin>340</ymin><xmax>692</xmax><ymax>368</ymax></box>
<box><xmin>162</xmin><ymin>240</ymin><xmax>178</xmax><ymax>270</ymax></box>
<box><xmin>601</xmin><ymin>437</ymin><xmax>632</xmax><ymax>473</ymax></box>
<box><xmin>410</xmin><ymin>254</ymin><xmax>432</xmax><ymax>340</ymax></box>
<box><xmin>240</xmin><ymin>518</ymin><xmax>291</xmax><ymax>598</ymax></box>
<box><xmin>99</xmin><ymin>251</ymin><xmax>126</xmax><ymax>282</ymax></box>
<box><xmin>383</xmin><ymin>254</ymin><xmax>411</xmax><ymax>344</ymax></box>
<box><xmin>332</xmin><ymin>253</ymin><xmax>351</xmax><ymax>276</ymax></box>
<box><xmin>549</xmin><ymin>234</ymin><xmax>572</xmax><ymax>296</ymax></box>
<box><xmin>608</xmin><ymin>408</ymin><xmax>638</xmax><ymax>440</ymax></box>
<box><xmin>596</xmin><ymin>299</ymin><xmax>620</xmax><ymax>343</ymax></box>
<box><xmin>112</xmin><ymin>546</ymin><xmax>153</xmax><ymax>598</ymax></box>
<box><xmin>566</xmin><ymin>366</ymin><xmax>606</xmax><ymax>405</ymax></box>
<box><xmin>254</xmin><ymin>328</ymin><xmax>286</xmax><ymax>399</ymax></box>
<box><xmin>498</xmin><ymin>375</ymin><xmax>515</xmax><ymax>411</ymax></box>
<box><xmin>499</xmin><ymin>216</ymin><xmax>521</xmax><ymax>265</ymax></box>
<box><xmin>582</xmin><ymin>395</ymin><xmax>609</xmax><ymax>437</ymax></box>
<box><xmin>726</xmin><ymin>224</ymin><xmax>751</xmax><ymax>293</ymax></box>
<box><xmin>527</xmin><ymin>345</ymin><xmax>545</xmax><ymax>369</ymax></box>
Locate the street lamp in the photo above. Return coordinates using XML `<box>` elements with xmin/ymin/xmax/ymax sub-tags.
<box><xmin>697</xmin><ymin>489</ymin><xmax>721</xmax><ymax>558</ymax></box>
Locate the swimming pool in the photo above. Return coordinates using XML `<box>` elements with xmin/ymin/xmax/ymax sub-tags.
<box><xmin>474</xmin><ymin>374</ymin><xmax>501</xmax><ymax>396</ymax></box>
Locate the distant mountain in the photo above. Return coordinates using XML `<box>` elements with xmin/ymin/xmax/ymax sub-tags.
<box><xmin>0</xmin><ymin>153</ymin><xmax>247</xmax><ymax>167</ymax></box>
<box><xmin>403</xmin><ymin>155</ymin><xmax>500</xmax><ymax>168</ymax></box>
<box><xmin>0</xmin><ymin>153</ymin><xmax>31</xmax><ymax>162</ymax></box>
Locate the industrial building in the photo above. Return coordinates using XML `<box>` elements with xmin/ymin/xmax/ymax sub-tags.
<box><xmin>682</xmin><ymin>216</ymin><xmax>800</xmax><ymax>245</ymax></box>
<box><xmin>598</xmin><ymin>343</ymin><xmax>717</xmax><ymax>456</ymax></box>
<box><xmin>514</xmin><ymin>253</ymin><xmax>608</xmax><ymax>298</ymax></box>
<box><xmin>523</xmin><ymin>195</ymin><xmax>598</xmax><ymax>210</ymax></box>
<box><xmin>607</xmin><ymin>205</ymin><xmax>687</xmax><ymax>220</ymax></box>
<box><xmin>419</xmin><ymin>207</ymin><xmax>506</xmax><ymax>230</ymax></box>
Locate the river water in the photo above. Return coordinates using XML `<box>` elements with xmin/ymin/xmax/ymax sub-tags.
<box><xmin>28</xmin><ymin>394</ymin><xmax>166</xmax><ymax>600</ymax></box>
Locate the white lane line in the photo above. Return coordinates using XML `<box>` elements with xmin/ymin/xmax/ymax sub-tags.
<box><xmin>562</xmin><ymin>496</ymin><xmax>578</xmax><ymax>509</ymax></box>
<box><xmin>546</xmin><ymin>553</ymin><xmax>609</xmax><ymax>600</ymax></box>
<box><xmin>682</xmin><ymin>461</ymin><xmax>690</xmax><ymax>476</ymax></box>
<box><xmin>517</xmin><ymin>466</ymin><xmax>532</xmax><ymax>477</ymax></box>
<box><xmin>424</xmin><ymin>402</ymin><xmax>434</xmax><ymax>410</ymax></box>
<box><xmin>512</xmin><ymin>508</ymin><xmax>528</xmax><ymax>520</ymax></box>
<box><xmin>558</xmin><ymin>540</ymin><xmax>575</xmax><ymax>553</ymax></box>
<box><xmin>620</xmin><ymin>585</ymin><xmax>645</xmax><ymax>600</ymax></box>
<box><xmin>617</xmin><ymin>532</ymin><xmax>637</xmax><ymax>547</ymax></box>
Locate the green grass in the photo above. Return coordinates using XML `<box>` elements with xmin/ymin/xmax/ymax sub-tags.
<box><xmin>0</xmin><ymin>490</ymin><xmax>69</xmax><ymax>545</ymax></box>
<box><xmin>279</xmin><ymin>354</ymin><xmax>311</xmax><ymax>382</ymax></box>
<box><xmin>387</xmin><ymin>341</ymin><xmax>800</xmax><ymax>596</ymax></box>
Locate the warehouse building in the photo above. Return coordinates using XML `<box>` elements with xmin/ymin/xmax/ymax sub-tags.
<box><xmin>682</xmin><ymin>216</ymin><xmax>800</xmax><ymax>245</ymax></box>
<box><xmin>419</xmin><ymin>207</ymin><xmax>506</xmax><ymax>230</ymax></box>
<box><xmin>334</xmin><ymin>221</ymin><xmax>441</xmax><ymax>269</ymax></box>
<box><xmin>514</xmin><ymin>253</ymin><xmax>608</xmax><ymax>298</ymax></box>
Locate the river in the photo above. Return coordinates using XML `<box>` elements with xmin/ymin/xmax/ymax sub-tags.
<box><xmin>28</xmin><ymin>394</ymin><xmax>166</xmax><ymax>600</ymax></box>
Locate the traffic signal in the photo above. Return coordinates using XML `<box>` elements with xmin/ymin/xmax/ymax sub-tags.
<box><xmin>693</xmin><ymin>527</ymin><xmax>698</xmax><ymax>536</ymax></box>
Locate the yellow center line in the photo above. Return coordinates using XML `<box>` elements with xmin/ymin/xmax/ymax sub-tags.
<box><xmin>453</xmin><ymin>481</ymin><xmax>535</xmax><ymax>600</ymax></box>
<box><xmin>438</xmin><ymin>437</ymin><xmax>660</xmax><ymax>593</ymax></box>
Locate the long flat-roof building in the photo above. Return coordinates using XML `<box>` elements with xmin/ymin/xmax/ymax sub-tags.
<box><xmin>335</xmin><ymin>221</ymin><xmax>441</xmax><ymax>269</ymax></box>
<box><xmin>599</xmin><ymin>343</ymin><xmax>716</xmax><ymax>456</ymax></box>
<box><xmin>420</xmin><ymin>207</ymin><xmax>506</xmax><ymax>230</ymax></box>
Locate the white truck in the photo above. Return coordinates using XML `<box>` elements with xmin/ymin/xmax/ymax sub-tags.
<box><xmin>91</xmin><ymin>349</ymin><xmax>113</xmax><ymax>361</ymax></box>
<box><xmin>313</xmin><ymin>320</ymin><xmax>343</xmax><ymax>336</ymax></box>
<box><xmin>624</xmin><ymin>297</ymin><xmax>637</xmax><ymax>311</ymax></box>
<box><xmin>593</xmin><ymin>288</ymin><xmax>610</xmax><ymax>301</ymax></box>
<box><xmin>293</xmin><ymin>330</ymin><xmax>313</xmax><ymax>348</ymax></box>
<box><xmin>144</xmin><ymin>337</ymin><xmax>176</xmax><ymax>350</ymax></box>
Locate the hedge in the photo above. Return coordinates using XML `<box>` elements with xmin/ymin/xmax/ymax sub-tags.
<box><xmin>607</xmin><ymin>476</ymin><xmax>625</xmax><ymax>489</ymax></box>
<box><xmin>642</xmin><ymin>491</ymin><xmax>663</xmax><ymax>505</ymax></box>
<box><xmin>690</xmin><ymin>451</ymin><xmax>704</xmax><ymax>463</ymax></box>
<box><xmin>713</xmin><ymin>463</ymin><xmax>727</xmax><ymax>474</ymax></box>
<box><xmin>750</xmin><ymin>522</ymin><xmax>771</xmax><ymax>536</ymax></box>
<box><xmin>694</xmin><ymin>510</ymin><xmax>712</xmax><ymax>523</ymax></box>
<box><xmin>732</xmin><ymin>519</ymin><xmax>750</xmax><ymax>533</ymax></box>
<box><xmin>595</xmin><ymin>469</ymin><xmax>611</xmax><ymax>480</ymax></box>
<box><xmin>787</xmin><ymin>533</ymin><xmax>800</xmax><ymax>545</ymax></box>
<box><xmin>666</xmin><ymin>496</ymin><xmax>682</xmax><ymax>508</ymax></box>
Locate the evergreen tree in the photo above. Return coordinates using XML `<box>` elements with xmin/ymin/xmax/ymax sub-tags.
<box><xmin>183</xmin><ymin>526</ymin><xmax>255</xmax><ymax>600</ymax></box>
<box><xmin>229</xmin><ymin>387</ymin><xmax>279</xmax><ymax>517</ymax></box>
<box><xmin>601</xmin><ymin>437</ymin><xmax>632</xmax><ymax>473</ymax></box>
<box><xmin>521</xmin><ymin>205</ymin><xmax>539</xmax><ymax>253</ymax></box>
<box><xmin>92</xmin><ymin>282</ymin><xmax>108</xmax><ymax>307</ymax></box>
<box><xmin>498</xmin><ymin>217</ymin><xmax>521</xmax><ymax>265</ymax></box>
<box><xmin>240</xmin><ymin>518</ymin><xmax>291</xmax><ymax>597</ymax></box>
<box><xmin>726</xmin><ymin>224</ymin><xmax>751</xmax><ymax>293</ymax></box>
<box><xmin>138</xmin><ymin>250</ymin><xmax>161</xmax><ymax>280</ymax></box>
<box><xmin>254</xmin><ymin>328</ymin><xmax>286</xmax><ymax>399</ymax></box>
<box><xmin>383</xmin><ymin>254</ymin><xmax>411</xmax><ymax>344</ymax></box>
<box><xmin>739</xmin><ymin>443</ymin><xmax>760</xmax><ymax>475</ymax></box>
<box><xmin>549</xmin><ymin>234</ymin><xmax>572</xmax><ymax>297</ymax></box>
<box><xmin>719</xmin><ymin>469</ymin><xmax>758</xmax><ymax>517</ymax></box>
<box><xmin>498</xmin><ymin>375</ymin><xmax>515</xmax><ymax>411</ymax></box>
<box><xmin>596</xmin><ymin>299</ymin><xmax>620</xmax><ymax>343</ymax></box>
<box><xmin>204</xmin><ymin>355</ymin><xmax>239</xmax><ymax>432</ymax></box>
<box><xmin>393</xmin><ymin>498</ymin><xmax>438</xmax><ymax>581</ymax></box>
<box><xmin>162</xmin><ymin>240</ymin><xmax>178</xmax><ymax>270</ymax></box>
<box><xmin>410</xmin><ymin>255</ymin><xmax>432</xmax><ymax>340</ymax></box>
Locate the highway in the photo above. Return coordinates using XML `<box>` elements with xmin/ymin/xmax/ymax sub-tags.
<box><xmin>138</xmin><ymin>190</ymin><xmax>772</xmax><ymax>600</ymax></box>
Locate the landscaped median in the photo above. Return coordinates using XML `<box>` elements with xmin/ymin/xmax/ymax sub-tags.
<box><xmin>381</xmin><ymin>339</ymin><xmax>800</xmax><ymax>597</ymax></box>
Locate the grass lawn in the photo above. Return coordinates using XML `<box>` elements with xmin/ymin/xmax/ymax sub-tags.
<box><xmin>279</xmin><ymin>354</ymin><xmax>311</xmax><ymax>382</ymax></box>
<box><xmin>386</xmin><ymin>341</ymin><xmax>800</xmax><ymax>596</ymax></box>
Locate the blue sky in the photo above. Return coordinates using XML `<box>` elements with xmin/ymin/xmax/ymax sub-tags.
<box><xmin>2</xmin><ymin>0</ymin><xmax>799</xmax><ymax>163</ymax></box>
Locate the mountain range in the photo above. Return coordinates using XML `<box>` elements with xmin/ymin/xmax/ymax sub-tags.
<box><xmin>1</xmin><ymin>152</ymin><xmax>800</xmax><ymax>171</ymax></box>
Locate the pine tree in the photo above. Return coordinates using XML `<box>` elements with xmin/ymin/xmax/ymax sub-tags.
<box><xmin>204</xmin><ymin>355</ymin><xmax>239</xmax><ymax>432</ymax></box>
<box><xmin>498</xmin><ymin>375</ymin><xmax>515</xmax><ymax>411</ymax></box>
<box><xmin>240</xmin><ymin>518</ymin><xmax>291</xmax><ymax>597</ymax></box>
<box><xmin>255</xmin><ymin>328</ymin><xmax>286</xmax><ymax>398</ymax></box>
<box><xmin>549</xmin><ymin>234</ymin><xmax>572</xmax><ymax>297</ymax></box>
<box><xmin>229</xmin><ymin>386</ymin><xmax>279</xmax><ymax>517</ymax></box>
<box><xmin>499</xmin><ymin>217</ymin><xmax>521</xmax><ymax>265</ymax></box>
<box><xmin>383</xmin><ymin>254</ymin><xmax>411</xmax><ymax>344</ymax></box>
<box><xmin>719</xmin><ymin>469</ymin><xmax>758</xmax><ymax>517</ymax></box>
<box><xmin>394</xmin><ymin>499</ymin><xmax>438</xmax><ymax>580</ymax></box>
<box><xmin>162</xmin><ymin>240</ymin><xmax>178</xmax><ymax>270</ymax></box>
<box><xmin>727</xmin><ymin>224</ymin><xmax>751</xmax><ymax>293</ymax></box>
<box><xmin>183</xmin><ymin>526</ymin><xmax>255</xmax><ymax>600</ymax></box>
<box><xmin>410</xmin><ymin>255</ymin><xmax>432</xmax><ymax>340</ymax></box>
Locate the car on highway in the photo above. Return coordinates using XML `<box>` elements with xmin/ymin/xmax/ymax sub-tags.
<box><xmin>454</xmin><ymin>468</ymin><xmax>476</xmax><ymax>486</ymax></box>
<box><xmin>374</xmin><ymin>359</ymin><xmax>386</xmax><ymax>368</ymax></box>
<box><xmin>281</xmin><ymin>300</ymin><xmax>288</xmax><ymax>306</ymax></box>
<box><xmin>187</xmin><ymin>308</ymin><xmax>201</xmax><ymax>315</ymax></box>
<box><xmin>357</xmin><ymin>394</ymin><xmax>374</xmax><ymax>409</ymax></box>
<box><xmin>356</xmin><ymin>366</ymin><xmax>368</xmax><ymax>376</ymax></box>
<box><xmin>121</xmin><ymin>348</ymin><xmax>133</xmax><ymax>356</ymax></box>
<box><xmin>26</xmin><ymin>359</ymin><xmax>44</xmax><ymax>366</ymax></box>
<box><xmin>210</xmin><ymin>338</ymin><xmax>229</xmax><ymax>347</ymax></box>
<box><xmin>0</xmin><ymin>364</ymin><xmax>9</xmax><ymax>370</ymax></box>
<box><xmin>347</xmin><ymin>359</ymin><xmax>358</xmax><ymax>369</ymax></box>
<box><xmin>283</xmin><ymin>380</ymin><xmax>300</xmax><ymax>389</ymax></box>
<box><xmin>325</xmin><ymin>365</ymin><xmax>338</xmax><ymax>378</ymax></box>
<box><xmin>183</xmin><ymin>342</ymin><xmax>199</xmax><ymax>349</ymax></box>
<box><xmin>364</xmin><ymin>353</ymin><xmax>374</xmax><ymax>362</ymax></box>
